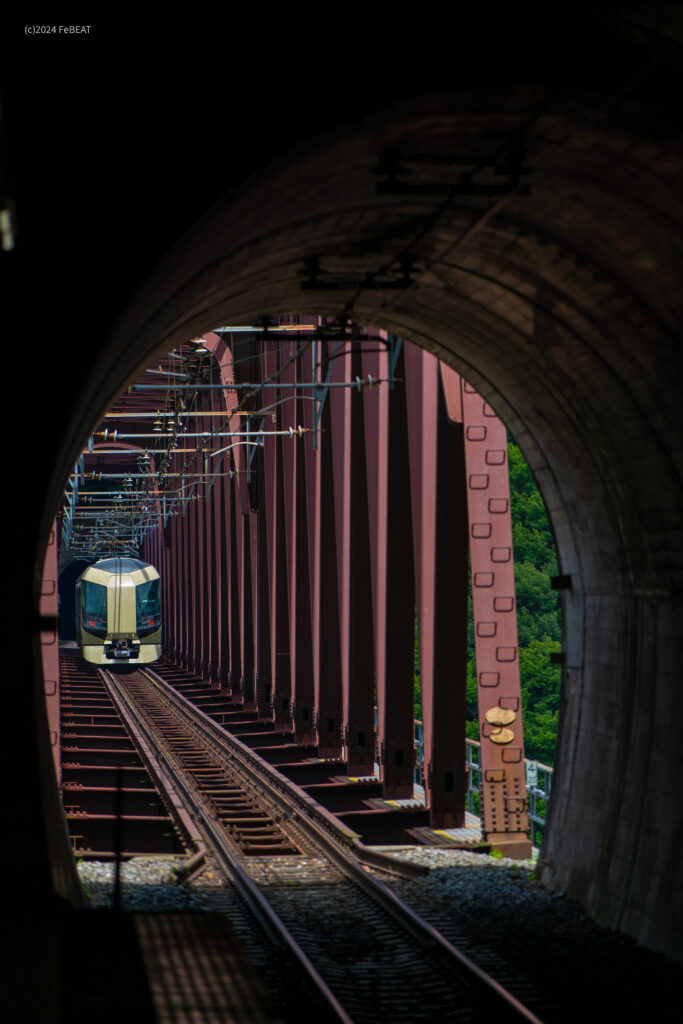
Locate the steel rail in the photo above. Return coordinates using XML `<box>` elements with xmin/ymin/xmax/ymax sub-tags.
<box><xmin>139</xmin><ymin>665</ymin><xmax>543</xmax><ymax>1023</ymax></box>
<box><xmin>98</xmin><ymin>667</ymin><xmax>352</xmax><ymax>1024</ymax></box>
<box><xmin>141</xmin><ymin>667</ymin><xmax>420</xmax><ymax>879</ymax></box>
<box><xmin>98</xmin><ymin>668</ymin><xmax>206</xmax><ymax>857</ymax></box>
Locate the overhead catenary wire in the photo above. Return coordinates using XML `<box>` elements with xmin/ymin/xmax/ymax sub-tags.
<box><xmin>64</xmin><ymin>328</ymin><xmax>386</xmax><ymax>555</ymax></box>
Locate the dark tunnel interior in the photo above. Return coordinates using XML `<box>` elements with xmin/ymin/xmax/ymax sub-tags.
<box><xmin>2</xmin><ymin>6</ymin><xmax>682</xmax><ymax>1018</ymax></box>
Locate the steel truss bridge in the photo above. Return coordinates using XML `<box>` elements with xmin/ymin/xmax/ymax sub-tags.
<box><xmin>49</xmin><ymin>319</ymin><xmax>552</xmax><ymax>856</ymax></box>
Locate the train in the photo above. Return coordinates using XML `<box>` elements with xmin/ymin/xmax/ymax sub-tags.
<box><xmin>75</xmin><ymin>557</ymin><xmax>161</xmax><ymax>665</ymax></box>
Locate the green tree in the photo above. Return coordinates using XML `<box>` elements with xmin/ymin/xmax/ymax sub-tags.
<box><xmin>509</xmin><ymin>443</ymin><xmax>561</xmax><ymax>763</ymax></box>
<box><xmin>465</xmin><ymin>441</ymin><xmax>562</xmax><ymax>765</ymax></box>
<box><xmin>416</xmin><ymin>440</ymin><xmax>562</xmax><ymax>765</ymax></box>
<box><xmin>519</xmin><ymin>637</ymin><xmax>561</xmax><ymax>762</ymax></box>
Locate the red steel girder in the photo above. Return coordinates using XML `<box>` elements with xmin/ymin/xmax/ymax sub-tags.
<box><xmin>181</xmin><ymin>479</ymin><xmax>192</xmax><ymax>667</ymax></box>
<box><xmin>253</xmin><ymin>477</ymin><xmax>273</xmax><ymax>719</ymax></box>
<box><xmin>329</xmin><ymin>342</ymin><xmax>376</xmax><ymax>776</ymax></box>
<box><xmin>189</xmin><ymin>488</ymin><xmax>201</xmax><ymax>672</ymax></box>
<box><xmin>461</xmin><ymin>379</ymin><xmax>531</xmax><ymax>857</ymax></box>
<box><xmin>363</xmin><ymin>339</ymin><xmax>416</xmax><ymax>798</ymax></box>
<box><xmin>280</xmin><ymin>343</ymin><xmax>315</xmax><ymax>744</ymax></box>
<box><xmin>198</xmin><ymin>403</ymin><xmax>213</xmax><ymax>679</ymax></box>
<box><xmin>144</xmin><ymin>328</ymin><xmax>531</xmax><ymax>855</ymax></box>
<box><xmin>303</xmin><ymin>342</ymin><xmax>343</xmax><ymax>759</ymax></box>
<box><xmin>205</xmin><ymin>455</ymin><xmax>220</xmax><ymax>683</ymax></box>
<box><xmin>404</xmin><ymin>348</ymin><xmax>469</xmax><ymax>827</ymax></box>
<box><xmin>262</xmin><ymin>339</ymin><xmax>292</xmax><ymax>731</ymax></box>
<box><xmin>237</xmin><ymin>508</ymin><xmax>255</xmax><ymax>705</ymax></box>
<box><xmin>225</xmin><ymin>474</ymin><xmax>245</xmax><ymax>700</ymax></box>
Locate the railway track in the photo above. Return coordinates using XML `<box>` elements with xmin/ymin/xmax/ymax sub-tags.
<box><xmin>59</xmin><ymin>652</ymin><xmax>188</xmax><ymax>857</ymax></box>
<box><xmin>98</xmin><ymin>663</ymin><xmax>543</xmax><ymax>1024</ymax></box>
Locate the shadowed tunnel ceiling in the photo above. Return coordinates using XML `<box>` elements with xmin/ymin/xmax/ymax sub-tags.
<box><xmin>3</xmin><ymin>4</ymin><xmax>682</xmax><ymax>962</ymax></box>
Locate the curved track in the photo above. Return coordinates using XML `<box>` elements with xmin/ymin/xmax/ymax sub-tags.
<box><xmin>99</xmin><ymin>665</ymin><xmax>543</xmax><ymax>1024</ymax></box>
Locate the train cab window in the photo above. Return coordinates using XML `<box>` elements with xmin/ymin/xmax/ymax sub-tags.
<box><xmin>136</xmin><ymin>578</ymin><xmax>160</xmax><ymax>637</ymax></box>
<box><xmin>82</xmin><ymin>581</ymin><xmax>108</xmax><ymax>636</ymax></box>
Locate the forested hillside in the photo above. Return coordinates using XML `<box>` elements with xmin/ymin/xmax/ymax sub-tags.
<box><xmin>415</xmin><ymin>441</ymin><xmax>562</xmax><ymax>766</ymax></box>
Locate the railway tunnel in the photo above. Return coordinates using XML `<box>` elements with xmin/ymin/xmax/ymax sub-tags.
<box><xmin>3</xmin><ymin>4</ymin><xmax>682</xmax><ymax>1017</ymax></box>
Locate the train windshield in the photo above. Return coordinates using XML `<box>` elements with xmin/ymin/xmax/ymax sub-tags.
<box><xmin>82</xmin><ymin>581</ymin><xmax>107</xmax><ymax>634</ymax></box>
<box><xmin>136</xmin><ymin>578</ymin><xmax>160</xmax><ymax>636</ymax></box>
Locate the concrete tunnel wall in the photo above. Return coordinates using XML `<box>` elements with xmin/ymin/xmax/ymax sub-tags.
<box><xmin>28</xmin><ymin>88</ymin><xmax>683</xmax><ymax>957</ymax></box>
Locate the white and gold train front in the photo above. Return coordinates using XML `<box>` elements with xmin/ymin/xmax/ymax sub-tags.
<box><xmin>75</xmin><ymin>557</ymin><xmax>161</xmax><ymax>665</ymax></box>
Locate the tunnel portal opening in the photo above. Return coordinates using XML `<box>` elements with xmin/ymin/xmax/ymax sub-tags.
<box><xmin>36</xmin><ymin>85</ymin><xmax>683</xmax><ymax>959</ymax></box>
<box><xmin>52</xmin><ymin>319</ymin><xmax>562</xmax><ymax>866</ymax></box>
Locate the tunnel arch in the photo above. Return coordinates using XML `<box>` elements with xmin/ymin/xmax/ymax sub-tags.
<box><xmin>41</xmin><ymin>89</ymin><xmax>683</xmax><ymax>956</ymax></box>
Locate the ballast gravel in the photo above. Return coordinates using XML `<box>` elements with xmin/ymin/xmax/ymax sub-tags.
<box><xmin>76</xmin><ymin>857</ymin><xmax>211</xmax><ymax>911</ymax></box>
<box><xmin>380</xmin><ymin>847</ymin><xmax>679</xmax><ymax>1023</ymax></box>
<box><xmin>77</xmin><ymin>849</ymin><xmax>679</xmax><ymax>1023</ymax></box>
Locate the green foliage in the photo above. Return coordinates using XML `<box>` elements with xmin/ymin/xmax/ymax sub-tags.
<box><xmin>472</xmin><ymin>442</ymin><xmax>561</xmax><ymax>765</ymax></box>
<box><xmin>414</xmin><ymin>618</ymin><xmax>422</xmax><ymax>720</ymax></box>
<box><xmin>414</xmin><ymin>674</ymin><xmax>422</xmax><ymax>721</ymax></box>
<box><xmin>466</xmin><ymin>657</ymin><xmax>478</xmax><ymax>723</ymax></box>
<box><xmin>414</xmin><ymin>440</ymin><xmax>562</xmax><ymax>765</ymax></box>
<box><xmin>508</xmin><ymin>443</ymin><xmax>562</xmax><ymax>764</ymax></box>
<box><xmin>520</xmin><ymin>638</ymin><xmax>561</xmax><ymax>711</ymax></box>
<box><xmin>514</xmin><ymin>561</ymin><xmax>557</xmax><ymax>618</ymax></box>
<box><xmin>465</xmin><ymin>719</ymin><xmax>480</xmax><ymax>742</ymax></box>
